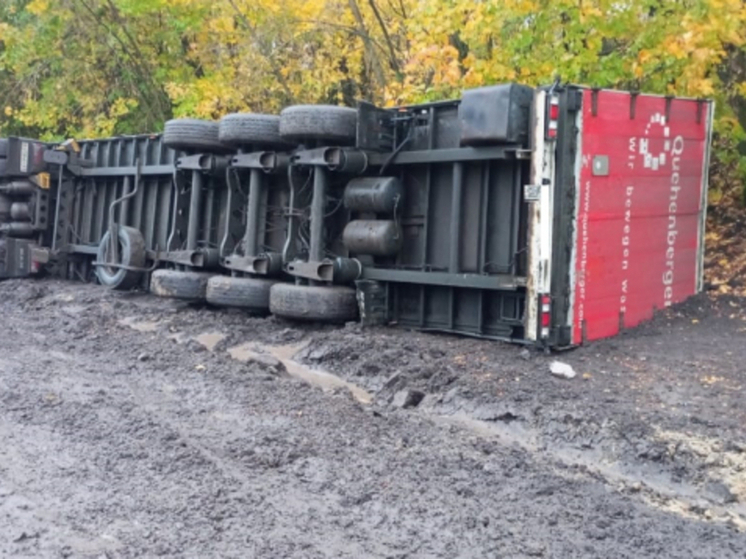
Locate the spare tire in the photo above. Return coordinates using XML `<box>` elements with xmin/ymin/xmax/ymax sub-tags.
<box><xmin>163</xmin><ymin>119</ymin><xmax>228</xmax><ymax>153</ymax></box>
<box><xmin>206</xmin><ymin>275</ymin><xmax>276</xmax><ymax>311</ymax></box>
<box><xmin>95</xmin><ymin>226</ymin><xmax>146</xmax><ymax>291</ymax></box>
<box><xmin>269</xmin><ymin>283</ymin><xmax>358</xmax><ymax>323</ymax></box>
<box><xmin>150</xmin><ymin>269</ymin><xmax>214</xmax><ymax>300</ymax></box>
<box><xmin>219</xmin><ymin>114</ymin><xmax>287</xmax><ymax>148</ymax></box>
<box><xmin>279</xmin><ymin>105</ymin><xmax>357</xmax><ymax>144</ymax></box>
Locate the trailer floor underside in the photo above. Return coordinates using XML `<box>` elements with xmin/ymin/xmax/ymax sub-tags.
<box><xmin>1</xmin><ymin>279</ymin><xmax>745</xmax><ymax>558</ymax></box>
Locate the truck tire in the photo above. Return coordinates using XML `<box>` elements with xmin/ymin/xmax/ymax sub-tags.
<box><xmin>0</xmin><ymin>139</ymin><xmax>8</xmax><ymax>157</ymax></box>
<box><xmin>205</xmin><ymin>275</ymin><xmax>276</xmax><ymax>311</ymax></box>
<box><xmin>0</xmin><ymin>194</ymin><xmax>10</xmax><ymax>223</ymax></box>
<box><xmin>95</xmin><ymin>226</ymin><xmax>146</xmax><ymax>291</ymax></box>
<box><xmin>218</xmin><ymin>114</ymin><xmax>287</xmax><ymax>148</ymax></box>
<box><xmin>269</xmin><ymin>283</ymin><xmax>358</xmax><ymax>323</ymax></box>
<box><xmin>150</xmin><ymin>269</ymin><xmax>214</xmax><ymax>300</ymax></box>
<box><xmin>163</xmin><ymin>119</ymin><xmax>227</xmax><ymax>153</ymax></box>
<box><xmin>279</xmin><ymin>105</ymin><xmax>357</xmax><ymax>144</ymax></box>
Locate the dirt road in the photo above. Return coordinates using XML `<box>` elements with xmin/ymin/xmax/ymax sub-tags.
<box><xmin>1</xmin><ymin>279</ymin><xmax>745</xmax><ymax>558</ymax></box>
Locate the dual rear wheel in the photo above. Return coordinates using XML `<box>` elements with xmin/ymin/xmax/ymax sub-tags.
<box><xmin>149</xmin><ymin>271</ymin><xmax>358</xmax><ymax>323</ymax></box>
<box><xmin>104</xmin><ymin>106</ymin><xmax>360</xmax><ymax>320</ymax></box>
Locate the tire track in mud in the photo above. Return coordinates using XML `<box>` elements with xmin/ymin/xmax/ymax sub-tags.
<box><xmin>132</xmin><ymin>314</ymin><xmax>746</xmax><ymax>533</ymax></box>
<box><xmin>218</xmin><ymin>333</ymin><xmax>746</xmax><ymax>532</ymax></box>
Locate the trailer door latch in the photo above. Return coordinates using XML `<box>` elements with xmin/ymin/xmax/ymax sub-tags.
<box><xmin>524</xmin><ymin>184</ymin><xmax>542</xmax><ymax>201</ymax></box>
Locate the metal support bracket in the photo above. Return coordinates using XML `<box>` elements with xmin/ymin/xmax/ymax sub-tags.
<box><xmin>176</xmin><ymin>154</ymin><xmax>230</xmax><ymax>177</ymax></box>
<box><xmin>92</xmin><ymin>259</ymin><xmax>161</xmax><ymax>274</ymax></box>
<box><xmin>231</xmin><ymin>152</ymin><xmax>291</xmax><ymax>174</ymax></box>
<box><xmin>292</xmin><ymin>147</ymin><xmax>370</xmax><ymax>174</ymax></box>
<box><xmin>158</xmin><ymin>249</ymin><xmax>219</xmax><ymax>268</ymax></box>
<box><xmin>221</xmin><ymin>252</ymin><xmax>284</xmax><ymax>276</ymax></box>
<box><xmin>286</xmin><ymin>258</ymin><xmax>362</xmax><ymax>284</ymax></box>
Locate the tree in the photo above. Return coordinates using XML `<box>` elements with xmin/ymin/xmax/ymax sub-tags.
<box><xmin>0</xmin><ymin>0</ymin><xmax>744</xmax><ymax>184</ymax></box>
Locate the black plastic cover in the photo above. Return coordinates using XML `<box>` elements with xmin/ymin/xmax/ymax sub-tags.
<box><xmin>458</xmin><ymin>84</ymin><xmax>534</xmax><ymax>146</ymax></box>
<box><xmin>0</xmin><ymin>238</ymin><xmax>37</xmax><ymax>278</ymax></box>
<box><xmin>4</xmin><ymin>137</ymin><xmax>50</xmax><ymax>177</ymax></box>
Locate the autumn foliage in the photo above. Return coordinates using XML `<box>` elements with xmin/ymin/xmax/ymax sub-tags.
<box><xmin>0</xmin><ymin>0</ymin><xmax>745</xmax><ymax>289</ymax></box>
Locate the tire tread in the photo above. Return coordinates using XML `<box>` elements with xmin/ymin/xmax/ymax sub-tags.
<box><xmin>206</xmin><ymin>275</ymin><xmax>276</xmax><ymax>311</ymax></box>
<box><xmin>269</xmin><ymin>283</ymin><xmax>358</xmax><ymax>323</ymax></box>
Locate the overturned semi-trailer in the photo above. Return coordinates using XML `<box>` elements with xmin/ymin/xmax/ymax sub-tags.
<box><xmin>0</xmin><ymin>83</ymin><xmax>713</xmax><ymax>347</ymax></box>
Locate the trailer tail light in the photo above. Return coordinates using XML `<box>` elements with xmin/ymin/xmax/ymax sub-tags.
<box><xmin>546</xmin><ymin>95</ymin><xmax>560</xmax><ymax>140</ymax></box>
<box><xmin>540</xmin><ymin>294</ymin><xmax>552</xmax><ymax>339</ymax></box>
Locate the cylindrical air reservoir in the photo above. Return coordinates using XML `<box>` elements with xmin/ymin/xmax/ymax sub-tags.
<box><xmin>2</xmin><ymin>221</ymin><xmax>35</xmax><ymax>238</ymax></box>
<box><xmin>343</xmin><ymin>220</ymin><xmax>402</xmax><ymax>256</ymax></box>
<box><xmin>343</xmin><ymin>176</ymin><xmax>403</xmax><ymax>214</ymax></box>
<box><xmin>0</xmin><ymin>180</ymin><xmax>36</xmax><ymax>197</ymax></box>
<box><xmin>10</xmin><ymin>202</ymin><xmax>31</xmax><ymax>222</ymax></box>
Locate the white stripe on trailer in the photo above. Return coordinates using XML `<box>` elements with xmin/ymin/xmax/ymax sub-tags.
<box><xmin>566</xmin><ymin>95</ymin><xmax>584</xmax><ymax>342</ymax></box>
<box><xmin>525</xmin><ymin>90</ymin><xmax>557</xmax><ymax>341</ymax></box>
<box><xmin>696</xmin><ymin>101</ymin><xmax>715</xmax><ymax>293</ymax></box>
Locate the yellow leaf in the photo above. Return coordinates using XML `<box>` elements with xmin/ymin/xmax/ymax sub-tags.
<box><xmin>26</xmin><ymin>0</ymin><xmax>49</xmax><ymax>15</ymax></box>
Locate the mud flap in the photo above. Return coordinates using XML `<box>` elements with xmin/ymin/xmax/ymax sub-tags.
<box><xmin>355</xmin><ymin>279</ymin><xmax>388</xmax><ymax>326</ymax></box>
<box><xmin>0</xmin><ymin>238</ymin><xmax>48</xmax><ymax>278</ymax></box>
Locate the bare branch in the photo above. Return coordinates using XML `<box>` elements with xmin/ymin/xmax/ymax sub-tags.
<box><xmin>226</xmin><ymin>0</ymin><xmax>296</xmax><ymax>104</ymax></box>
<box><xmin>348</xmin><ymin>0</ymin><xmax>386</xmax><ymax>89</ymax></box>
<box><xmin>367</xmin><ymin>0</ymin><xmax>401</xmax><ymax>73</ymax></box>
<box><xmin>73</xmin><ymin>0</ymin><xmax>168</xmax><ymax>127</ymax></box>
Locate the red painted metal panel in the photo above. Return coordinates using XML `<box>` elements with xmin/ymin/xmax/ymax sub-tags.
<box><xmin>572</xmin><ymin>90</ymin><xmax>710</xmax><ymax>344</ymax></box>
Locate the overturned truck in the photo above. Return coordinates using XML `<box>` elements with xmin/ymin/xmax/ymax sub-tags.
<box><xmin>0</xmin><ymin>84</ymin><xmax>714</xmax><ymax>347</ymax></box>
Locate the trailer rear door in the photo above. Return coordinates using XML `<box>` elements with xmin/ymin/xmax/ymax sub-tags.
<box><xmin>570</xmin><ymin>89</ymin><xmax>713</xmax><ymax>344</ymax></box>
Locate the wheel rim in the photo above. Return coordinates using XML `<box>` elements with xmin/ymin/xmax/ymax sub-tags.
<box><xmin>100</xmin><ymin>237</ymin><xmax>125</xmax><ymax>277</ymax></box>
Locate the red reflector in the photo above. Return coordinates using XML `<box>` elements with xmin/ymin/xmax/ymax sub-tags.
<box><xmin>547</xmin><ymin>127</ymin><xmax>557</xmax><ymax>139</ymax></box>
<box><xmin>550</xmin><ymin>105</ymin><xmax>560</xmax><ymax>120</ymax></box>
<box><xmin>541</xmin><ymin>313</ymin><xmax>551</xmax><ymax>328</ymax></box>
<box><xmin>541</xmin><ymin>295</ymin><xmax>551</xmax><ymax>306</ymax></box>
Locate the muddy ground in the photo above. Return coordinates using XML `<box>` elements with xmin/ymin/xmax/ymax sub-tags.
<box><xmin>1</xmin><ymin>279</ymin><xmax>745</xmax><ymax>558</ymax></box>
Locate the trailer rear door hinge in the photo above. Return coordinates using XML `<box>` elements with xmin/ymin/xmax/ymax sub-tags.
<box><xmin>567</xmin><ymin>90</ymin><xmax>583</xmax><ymax>112</ymax></box>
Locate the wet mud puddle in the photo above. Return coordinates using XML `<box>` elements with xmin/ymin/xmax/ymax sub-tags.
<box><xmin>193</xmin><ymin>332</ymin><xmax>226</xmax><ymax>351</ymax></box>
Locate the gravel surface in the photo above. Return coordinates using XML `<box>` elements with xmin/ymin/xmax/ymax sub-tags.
<box><xmin>1</xmin><ymin>279</ymin><xmax>745</xmax><ymax>558</ymax></box>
